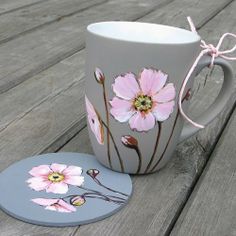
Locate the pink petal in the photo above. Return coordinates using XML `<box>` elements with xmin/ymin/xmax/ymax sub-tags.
<box><xmin>27</xmin><ymin>177</ymin><xmax>50</xmax><ymax>191</ymax></box>
<box><xmin>110</xmin><ymin>97</ymin><xmax>134</xmax><ymax>122</ymax></box>
<box><xmin>152</xmin><ymin>101</ymin><xmax>175</xmax><ymax>121</ymax></box>
<box><xmin>58</xmin><ymin>199</ymin><xmax>76</xmax><ymax>212</ymax></box>
<box><xmin>153</xmin><ymin>83</ymin><xmax>176</xmax><ymax>103</ymax></box>
<box><xmin>50</xmin><ymin>163</ymin><xmax>67</xmax><ymax>173</ymax></box>
<box><xmin>63</xmin><ymin>166</ymin><xmax>82</xmax><ymax>176</ymax></box>
<box><xmin>64</xmin><ymin>176</ymin><xmax>84</xmax><ymax>186</ymax></box>
<box><xmin>85</xmin><ymin>96</ymin><xmax>104</xmax><ymax>145</ymax></box>
<box><xmin>45</xmin><ymin>205</ymin><xmax>57</xmax><ymax>211</ymax></box>
<box><xmin>46</xmin><ymin>182</ymin><xmax>69</xmax><ymax>194</ymax></box>
<box><xmin>112</xmin><ymin>73</ymin><xmax>140</xmax><ymax>100</ymax></box>
<box><xmin>31</xmin><ymin>198</ymin><xmax>58</xmax><ymax>206</ymax></box>
<box><xmin>88</xmin><ymin>115</ymin><xmax>104</xmax><ymax>145</ymax></box>
<box><xmin>129</xmin><ymin>112</ymin><xmax>155</xmax><ymax>132</ymax></box>
<box><xmin>29</xmin><ymin>165</ymin><xmax>52</xmax><ymax>177</ymax></box>
<box><xmin>85</xmin><ymin>95</ymin><xmax>96</xmax><ymax>118</ymax></box>
<box><xmin>139</xmin><ymin>68</ymin><xmax>168</xmax><ymax>95</ymax></box>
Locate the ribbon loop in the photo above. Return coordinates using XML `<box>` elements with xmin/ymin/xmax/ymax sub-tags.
<box><xmin>178</xmin><ymin>17</ymin><xmax>236</xmax><ymax>129</ymax></box>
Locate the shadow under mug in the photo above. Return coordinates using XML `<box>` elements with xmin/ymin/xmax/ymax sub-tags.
<box><xmin>85</xmin><ymin>21</ymin><xmax>234</xmax><ymax>174</ymax></box>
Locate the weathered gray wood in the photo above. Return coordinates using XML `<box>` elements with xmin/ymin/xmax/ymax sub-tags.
<box><xmin>0</xmin><ymin>222</ymin><xmax>77</xmax><ymax>236</ymax></box>
<box><xmin>171</xmin><ymin>108</ymin><xmax>236</xmax><ymax>236</ymax></box>
<box><xmin>0</xmin><ymin>0</ymin><xmax>47</xmax><ymax>15</ymax></box>
<box><xmin>0</xmin><ymin>0</ymin><xmax>107</xmax><ymax>44</ymax></box>
<box><xmin>139</xmin><ymin>0</ymin><xmax>234</xmax><ymax>29</ymax></box>
<box><xmin>0</xmin><ymin>51</ymin><xmax>85</xmax><ymax>131</ymax></box>
<box><xmin>0</xmin><ymin>0</ymin><xmax>169</xmax><ymax>93</ymax></box>
<box><xmin>0</xmin><ymin>0</ymin><xmax>235</xmax><ymax>235</ymax></box>
<box><xmin>60</xmin><ymin>126</ymin><xmax>93</xmax><ymax>154</ymax></box>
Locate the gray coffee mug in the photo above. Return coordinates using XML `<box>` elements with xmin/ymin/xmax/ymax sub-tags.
<box><xmin>85</xmin><ymin>21</ymin><xmax>233</xmax><ymax>174</ymax></box>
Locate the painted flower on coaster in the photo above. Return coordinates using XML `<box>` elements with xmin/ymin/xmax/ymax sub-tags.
<box><xmin>110</xmin><ymin>68</ymin><xmax>176</xmax><ymax>132</ymax></box>
<box><xmin>31</xmin><ymin>198</ymin><xmax>76</xmax><ymax>213</ymax></box>
<box><xmin>26</xmin><ymin>163</ymin><xmax>84</xmax><ymax>194</ymax></box>
<box><xmin>85</xmin><ymin>95</ymin><xmax>104</xmax><ymax>145</ymax></box>
<box><xmin>27</xmin><ymin>164</ymin><xmax>128</xmax><ymax>213</ymax></box>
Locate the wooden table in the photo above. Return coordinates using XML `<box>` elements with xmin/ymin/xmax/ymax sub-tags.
<box><xmin>0</xmin><ymin>0</ymin><xmax>235</xmax><ymax>235</ymax></box>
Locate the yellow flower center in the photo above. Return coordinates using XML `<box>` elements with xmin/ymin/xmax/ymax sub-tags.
<box><xmin>134</xmin><ymin>95</ymin><xmax>153</xmax><ymax>112</ymax></box>
<box><xmin>48</xmin><ymin>172</ymin><xmax>65</xmax><ymax>183</ymax></box>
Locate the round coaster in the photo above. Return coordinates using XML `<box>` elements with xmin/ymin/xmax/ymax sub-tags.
<box><xmin>0</xmin><ymin>153</ymin><xmax>132</xmax><ymax>226</ymax></box>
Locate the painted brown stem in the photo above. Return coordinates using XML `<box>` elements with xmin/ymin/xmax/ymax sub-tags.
<box><xmin>144</xmin><ymin>122</ymin><xmax>162</xmax><ymax>173</ymax></box>
<box><xmin>150</xmin><ymin>111</ymin><xmax>180</xmax><ymax>172</ymax></box>
<box><xmin>134</xmin><ymin>146</ymin><xmax>143</xmax><ymax>174</ymax></box>
<box><xmin>78</xmin><ymin>186</ymin><xmax>126</xmax><ymax>201</ymax></box>
<box><xmin>102</xmin><ymin>82</ymin><xmax>112</xmax><ymax>169</ymax></box>
<box><xmin>150</xmin><ymin>90</ymin><xmax>190</xmax><ymax>172</ymax></box>
<box><xmin>83</xmin><ymin>194</ymin><xmax>124</xmax><ymax>205</ymax></box>
<box><xmin>102</xmin><ymin>121</ymin><xmax>125</xmax><ymax>172</ymax></box>
<box><xmin>93</xmin><ymin>177</ymin><xmax>128</xmax><ymax>197</ymax></box>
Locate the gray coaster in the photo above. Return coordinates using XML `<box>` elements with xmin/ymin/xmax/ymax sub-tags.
<box><xmin>0</xmin><ymin>153</ymin><xmax>132</xmax><ymax>226</ymax></box>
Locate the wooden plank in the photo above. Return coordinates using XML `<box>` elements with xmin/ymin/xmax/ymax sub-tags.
<box><xmin>71</xmin><ymin>1</ymin><xmax>236</xmax><ymax>235</ymax></box>
<box><xmin>171</xmin><ymin>108</ymin><xmax>236</xmax><ymax>236</ymax></box>
<box><xmin>60</xmin><ymin>126</ymin><xmax>93</xmax><ymax>154</ymax></box>
<box><xmin>0</xmin><ymin>50</ymin><xmax>85</xmax><ymax>131</ymax></box>
<box><xmin>0</xmin><ymin>0</ymin><xmax>48</xmax><ymax>15</ymax></box>
<box><xmin>0</xmin><ymin>0</ymin><xmax>107</xmax><ymax>45</ymax></box>
<box><xmin>0</xmin><ymin>0</ymin><xmax>169</xmax><ymax>93</ymax></box>
<box><xmin>139</xmin><ymin>0</ymin><xmax>234</xmax><ymax>29</ymax></box>
<box><xmin>0</xmin><ymin>0</ymin><xmax>235</xmax><ymax>235</ymax></box>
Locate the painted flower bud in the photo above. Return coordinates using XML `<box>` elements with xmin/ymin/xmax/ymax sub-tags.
<box><xmin>94</xmin><ymin>67</ymin><xmax>105</xmax><ymax>84</ymax></box>
<box><xmin>86</xmin><ymin>169</ymin><xmax>100</xmax><ymax>179</ymax></box>
<box><xmin>71</xmin><ymin>195</ymin><xmax>86</xmax><ymax>207</ymax></box>
<box><xmin>185</xmin><ymin>89</ymin><xmax>191</xmax><ymax>101</ymax></box>
<box><xmin>121</xmin><ymin>135</ymin><xmax>138</xmax><ymax>148</ymax></box>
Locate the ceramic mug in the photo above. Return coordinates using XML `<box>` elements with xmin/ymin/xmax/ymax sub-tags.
<box><xmin>85</xmin><ymin>21</ymin><xmax>233</xmax><ymax>174</ymax></box>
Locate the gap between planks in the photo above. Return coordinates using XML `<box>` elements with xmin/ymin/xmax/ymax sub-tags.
<box><xmin>170</xmin><ymin>103</ymin><xmax>236</xmax><ymax>236</ymax></box>
<box><xmin>0</xmin><ymin>0</ymin><xmax>109</xmax><ymax>45</ymax></box>
<box><xmin>167</xmin><ymin>101</ymin><xmax>236</xmax><ymax>236</ymax></box>
<box><xmin>0</xmin><ymin>0</ymin><xmax>49</xmax><ymax>16</ymax></box>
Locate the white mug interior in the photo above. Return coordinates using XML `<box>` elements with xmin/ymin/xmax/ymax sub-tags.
<box><xmin>87</xmin><ymin>21</ymin><xmax>200</xmax><ymax>44</ymax></box>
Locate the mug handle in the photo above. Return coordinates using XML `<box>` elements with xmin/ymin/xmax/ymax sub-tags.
<box><xmin>179</xmin><ymin>55</ymin><xmax>234</xmax><ymax>142</ymax></box>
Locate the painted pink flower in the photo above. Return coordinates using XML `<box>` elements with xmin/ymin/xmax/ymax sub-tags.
<box><xmin>85</xmin><ymin>95</ymin><xmax>104</xmax><ymax>144</ymax></box>
<box><xmin>27</xmin><ymin>163</ymin><xmax>84</xmax><ymax>194</ymax></box>
<box><xmin>110</xmin><ymin>68</ymin><xmax>176</xmax><ymax>132</ymax></box>
<box><xmin>32</xmin><ymin>198</ymin><xmax>76</xmax><ymax>213</ymax></box>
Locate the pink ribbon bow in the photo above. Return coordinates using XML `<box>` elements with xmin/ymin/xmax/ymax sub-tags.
<box><xmin>179</xmin><ymin>16</ymin><xmax>236</xmax><ymax>128</ymax></box>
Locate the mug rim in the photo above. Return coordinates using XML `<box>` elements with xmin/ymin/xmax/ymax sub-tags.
<box><xmin>87</xmin><ymin>21</ymin><xmax>201</xmax><ymax>45</ymax></box>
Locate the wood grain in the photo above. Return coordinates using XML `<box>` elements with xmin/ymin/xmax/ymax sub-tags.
<box><xmin>0</xmin><ymin>0</ymin><xmax>235</xmax><ymax>235</ymax></box>
<box><xmin>0</xmin><ymin>0</ymin><xmax>48</xmax><ymax>15</ymax></box>
<box><xmin>0</xmin><ymin>0</ymin><xmax>169</xmax><ymax>93</ymax></box>
<box><xmin>171</xmin><ymin>107</ymin><xmax>236</xmax><ymax>236</ymax></box>
<box><xmin>0</xmin><ymin>0</ymin><xmax>107</xmax><ymax>44</ymax></box>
